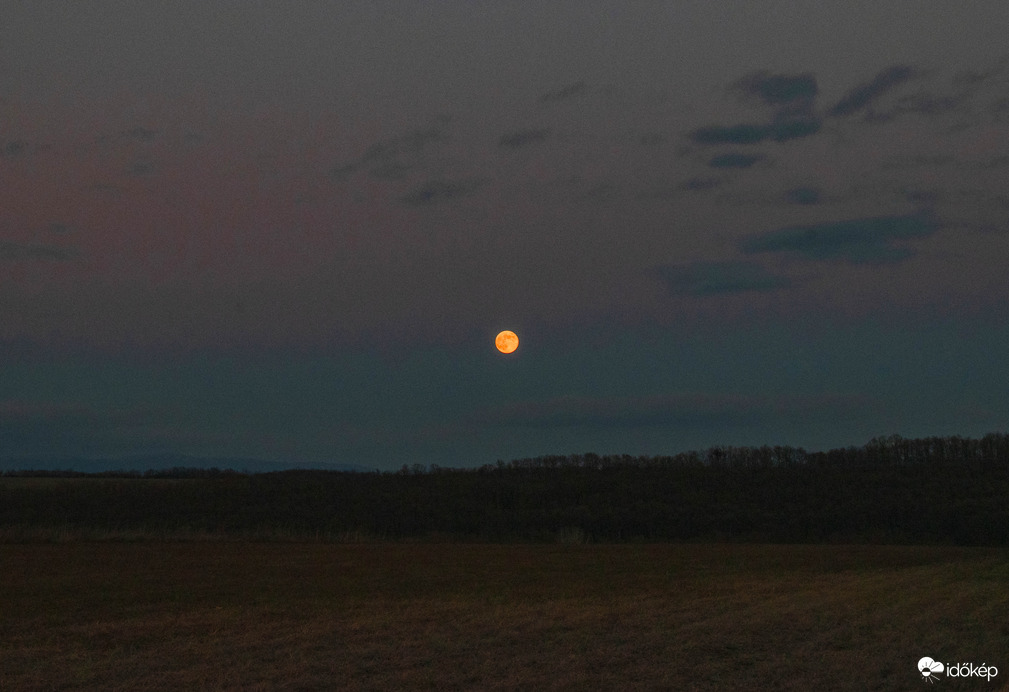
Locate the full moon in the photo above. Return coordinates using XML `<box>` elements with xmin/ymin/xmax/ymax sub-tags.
<box><xmin>495</xmin><ymin>330</ymin><xmax>519</xmax><ymax>354</ymax></box>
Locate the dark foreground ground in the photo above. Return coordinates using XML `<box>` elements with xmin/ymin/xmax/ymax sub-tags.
<box><xmin>2</xmin><ymin>543</ymin><xmax>1007</xmax><ymax>691</ymax></box>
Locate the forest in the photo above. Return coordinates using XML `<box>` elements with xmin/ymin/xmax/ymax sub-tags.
<box><xmin>3</xmin><ymin>433</ymin><xmax>1009</xmax><ymax>545</ymax></box>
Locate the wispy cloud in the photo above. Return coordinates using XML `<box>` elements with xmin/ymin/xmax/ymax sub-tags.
<box><xmin>689</xmin><ymin>123</ymin><xmax>768</xmax><ymax>145</ymax></box>
<box><xmin>908</xmin><ymin>188</ymin><xmax>1009</xmax><ymax>233</ymax></box>
<box><xmin>892</xmin><ymin>90</ymin><xmax>967</xmax><ymax>117</ymax></box>
<box><xmin>708</xmin><ymin>153</ymin><xmax>765</xmax><ymax>169</ymax></box>
<box><xmin>125</xmin><ymin>127</ymin><xmax>157</xmax><ymax>142</ymax></box>
<box><xmin>0</xmin><ymin>241</ymin><xmax>80</xmax><ymax>261</ymax></box>
<box><xmin>979</xmin><ymin>154</ymin><xmax>1009</xmax><ymax>169</ymax></box>
<box><xmin>992</xmin><ymin>97</ymin><xmax>1009</xmax><ymax>120</ymax></box>
<box><xmin>677</xmin><ymin>177</ymin><xmax>722</xmax><ymax>192</ymax></box>
<box><xmin>538</xmin><ymin>81</ymin><xmax>587</xmax><ymax>103</ymax></box>
<box><xmin>689</xmin><ymin>118</ymin><xmax>820</xmax><ymax>145</ymax></box>
<box><xmin>400</xmin><ymin>178</ymin><xmax>486</xmax><ymax>206</ymax></box>
<box><xmin>769</xmin><ymin>117</ymin><xmax>822</xmax><ymax>141</ymax></box>
<box><xmin>636</xmin><ymin>177</ymin><xmax>722</xmax><ymax>200</ymax></box>
<box><xmin>733</xmin><ymin>71</ymin><xmax>818</xmax><ymax>106</ymax></box>
<box><xmin>330</xmin><ymin>125</ymin><xmax>446</xmax><ymax>180</ymax></box>
<box><xmin>828</xmin><ymin>65</ymin><xmax>917</xmax><ymax>117</ymax></box>
<box><xmin>1</xmin><ymin>140</ymin><xmax>30</xmax><ymax>158</ymax></box>
<box><xmin>688</xmin><ymin>70</ymin><xmax>822</xmax><ymax>146</ymax></box>
<box><xmin>883</xmin><ymin>154</ymin><xmax>955</xmax><ymax>170</ymax></box>
<box><xmin>952</xmin><ymin>61</ymin><xmax>1005</xmax><ymax>87</ymax></box>
<box><xmin>783</xmin><ymin>187</ymin><xmax>821</xmax><ymax>205</ymax></box>
<box><xmin>498</xmin><ymin>128</ymin><xmax>551</xmax><ymax>149</ymax></box>
<box><xmin>95</xmin><ymin>128</ymin><xmax>159</xmax><ymax>146</ymax></box>
<box><xmin>742</xmin><ymin>212</ymin><xmax>936</xmax><ymax>264</ymax></box>
<box><xmin>126</xmin><ymin>157</ymin><xmax>156</xmax><ymax>177</ymax></box>
<box><xmin>654</xmin><ymin>260</ymin><xmax>792</xmax><ymax>296</ymax></box>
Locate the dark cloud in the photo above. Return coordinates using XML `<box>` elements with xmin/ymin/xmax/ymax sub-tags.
<box><xmin>893</xmin><ymin>91</ymin><xmax>966</xmax><ymax>117</ymax></box>
<box><xmin>538</xmin><ymin>81</ymin><xmax>587</xmax><ymax>103</ymax></box>
<box><xmin>784</xmin><ymin>187</ymin><xmax>821</xmax><ymax>205</ymax></box>
<box><xmin>0</xmin><ymin>241</ymin><xmax>80</xmax><ymax>261</ymax></box>
<box><xmin>1</xmin><ymin>140</ymin><xmax>29</xmax><ymax>158</ymax></box>
<box><xmin>689</xmin><ymin>69</ymin><xmax>822</xmax><ymax>147</ymax></box>
<box><xmin>638</xmin><ymin>133</ymin><xmax>665</xmax><ymax>146</ymax></box>
<box><xmin>330</xmin><ymin>125</ymin><xmax>445</xmax><ymax>180</ymax></box>
<box><xmin>733</xmin><ymin>71</ymin><xmax>818</xmax><ymax>106</ymax></box>
<box><xmin>654</xmin><ymin>260</ymin><xmax>792</xmax><ymax>296</ymax></box>
<box><xmin>678</xmin><ymin>177</ymin><xmax>722</xmax><ymax>192</ymax></box>
<box><xmin>708</xmin><ymin>153</ymin><xmax>765</xmax><ymax>169</ymax></box>
<box><xmin>854</xmin><ymin>84</ymin><xmax>975</xmax><ymax>126</ymax></box>
<box><xmin>953</xmin><ymin>69</ymin><xmax>993</xmax><ymax>87</ymax></box>
<box><xmin>401</xmin><ymin>178</ymin><xmax>486</xmax><ymax>206</ymax></box>
<box><xmin>769</xmin><ymin>117</ymin><xmax>821</xmax><ymax>141</ymax></box>
<box><xmin>742</xmin><ymin>212</ymin><xmax>936</xmax><ymax>264</ymax></box>
<box><xmin>498</xmin><ymin>128</ymin><xmax>551</xmax><ymax>149</ymax></box>
<box><xmin>951</xmin><ymin>57</ymin><xmax>1006</xmax><ymax>87</ymax></box>
<box><xmin>689</xmin><ymin>124</ymin><xmax>768</xmax><ymax>145</ymax></box>
<box><xmin>828</xmin><ymin>65</ymin><xmax>916</xmax><ymax>117</ymax></box>
<box><xmin>688</xmin><ymin>117</ymin><xmax>820</xmax><ymax>145</ymax></box>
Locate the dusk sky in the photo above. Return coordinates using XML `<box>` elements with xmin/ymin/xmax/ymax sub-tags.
<box><xmin>3</xmin><ymin>2</ymin><xmax>1009</xmax><ymax>471</ymax></box>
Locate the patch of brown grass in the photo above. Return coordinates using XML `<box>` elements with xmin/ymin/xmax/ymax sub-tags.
<box><xmin>1</xmin><ymin>544</ymin><xmax>1007</xmax><ymax>690</ymax></box>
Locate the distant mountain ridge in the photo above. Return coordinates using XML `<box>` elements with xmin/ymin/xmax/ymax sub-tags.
<box><xmin>0</xmin><ymin>454</ymin><xmax>376</xmax><ymax>474</ymax></box>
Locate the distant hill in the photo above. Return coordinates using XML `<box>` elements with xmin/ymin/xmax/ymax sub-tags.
<box><xmin>0</xmin><ymin>454</ymin><xmax>376</xmax><ymax>474</ymax></box>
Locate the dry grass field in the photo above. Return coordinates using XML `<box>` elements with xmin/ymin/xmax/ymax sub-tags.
<box><xmin>2</xmin><ymin>542</ymin><xmax>1008</xmax><ymax>691</ymax></box>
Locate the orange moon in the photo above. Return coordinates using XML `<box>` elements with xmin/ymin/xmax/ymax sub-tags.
<box><xmin>495</xmin><ymin>330</ymin><xmax>519</xmax><ymax>354</ymax></box>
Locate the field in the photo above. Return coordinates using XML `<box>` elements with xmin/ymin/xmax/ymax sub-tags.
<box><xmin>2</xmin><ymin>543</ymin><xmax>1008</xmax><ymax>691</ymax></box>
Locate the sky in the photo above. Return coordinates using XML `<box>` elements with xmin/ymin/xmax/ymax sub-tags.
<box><xmin>2</xmin><ymin>2</ymin><xmax>1009</xmax><ymax>471</ymax></box>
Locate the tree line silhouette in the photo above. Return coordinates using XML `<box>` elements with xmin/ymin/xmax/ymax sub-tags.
<box><xmin>3</xmin><ymin>433</ymin><xmax>1009</xmax><ymax>544</ymax></box>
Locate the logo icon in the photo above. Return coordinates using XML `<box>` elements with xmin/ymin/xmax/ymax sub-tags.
<box><xmin>919</xmin><ymin>657</ymin><xmax>944</xmax><ymax>684</ymax></box>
